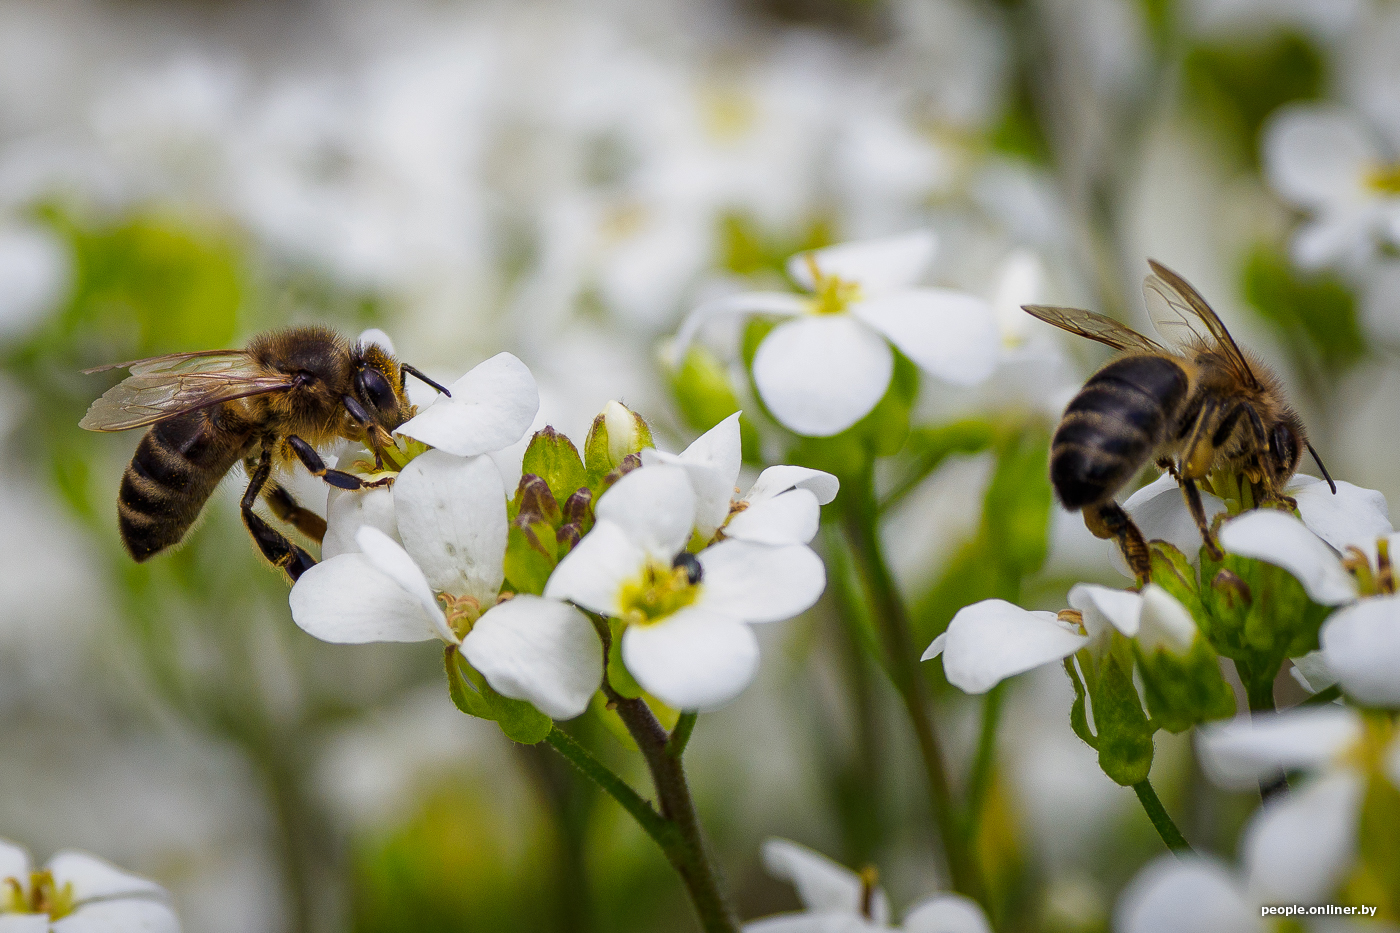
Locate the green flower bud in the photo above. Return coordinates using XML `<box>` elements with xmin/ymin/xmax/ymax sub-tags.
<box><xmin>585</xmin><ymin>400</ymin><xmax>654</xmax><ymax>481</ymax></box>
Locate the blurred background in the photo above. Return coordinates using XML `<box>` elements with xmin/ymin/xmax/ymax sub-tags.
<box><xmin>0</xmin><ymin>0</ymin><xmax>1392</xmax><ymax>930</ymax></box>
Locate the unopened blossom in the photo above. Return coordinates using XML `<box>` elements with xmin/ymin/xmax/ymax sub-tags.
<box><xmin>675</xmin><ymin>231</ymin><xmax>999</xmax><ymax>436</ymax></box>
<box><xmin>0</xmin><ymin>841</ymin><xmax>179</xmax><ymax>932</ymax></box>
<box><xmin>924</xmin><ymin>583</ymin><xmax>1193</xmax><ymax>694</ymax></box>
<box><xmin>545</xmin><ymin>464</ymin><xmax>825</xmax><ymax>710</ymax></box>
<box><xmin>1263</xmin><ymin>103</ymin><xmax>1400</xmax><ymax>270</ymax></box>
<box><xmin>641</xmin><ymin>412</ymin><xmax>839</xmax><ymax>544</ymax></box>
<box><xmin>1219</xmin><ymin>509</ymin><xmax>1400</xmax><ymax>708</ymax></box>
<box><xmin>292</xmin><ymin>450</ymin><xmax>601</xmax><ymax>720</ymax></box>
<box><xmin>745</xmin><ymin>838</ymin><xmax>990</xmax><ymax>933</ymax></box>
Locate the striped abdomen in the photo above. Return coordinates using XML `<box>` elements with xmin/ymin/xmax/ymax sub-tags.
<box><xmin>1051</xmin><ymin>355</ymin><xmax>1190</xmax><ymax>510</ymax></box>
<box><xmin>118</xmin><ymin>409</ymin><xmax>252</xmax><ymax>560</ymax></box>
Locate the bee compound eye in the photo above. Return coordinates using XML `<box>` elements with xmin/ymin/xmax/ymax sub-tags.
<box><xmin>1270</xmin><ymin>424</ymin><xmax>1299</xmax><ymax>473</ymax></box>
<box><xmin>356</xmin><ymin>367</ymin><xmax>396</xmax><ymax>413</ymax></box>
<box><xmin>672</xmin><ymin>551</ymin><xmax>703</xmax><ymax>585</ymax></box>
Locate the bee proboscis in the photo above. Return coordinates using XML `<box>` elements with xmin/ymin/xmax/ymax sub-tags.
<box><xmin>1024</xmin><ymin>260</ymin><xmax>1334</xmax><ymax>581</ymax></box>
<box><xmin>80</xmin><ymin>326</ymin><xmax>449</xmax><ymax>581</ymax></box>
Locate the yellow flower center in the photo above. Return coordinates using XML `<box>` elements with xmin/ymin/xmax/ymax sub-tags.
<box><xmin>617</xmin><ymin>559</ymin><xmax>702</xmax><ymax>626</ymax></box>
<box><xmin>802</xmin><ymin>255</ymin><xmax>862</xmax><ymax>316</ymax></box>
<box><xmin>1366</xmin><ymin>162</ymin><xmax>1400</xmax><ymax>195</ymax></box>
<box><xmin>1339</xmin><ymin>714</ymin><xmax>1398</xmax><ymax>778</ymax></box>
<box><xmin>1342</xmin><ymin>537</ymin><xmax>1395</xmax><ymax>597</ymax></box>
<box><xmin>3</xmin><ymin>871</ymin><xmax>76</xmax><ymax>918</ymax></box>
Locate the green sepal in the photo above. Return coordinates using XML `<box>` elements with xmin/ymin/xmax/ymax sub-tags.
<box><xmin>669</xmin><ymin>345</ymin><xmax>762</xmax><ymax>461</ymax></box>
<box><xmin>1136</xmin><ymin>639</ymin><xmax>1238</xmax><ymax>734</ymax></box>
<box><xmin>1063</xmin><ymin>657</ymin><xmax>1098</xmax><ymax>750</ymax></box>
<box><xmin>515</xmin><ymin>474</ymin><xmax>561</xmax><ymax>527</ymax></box>
<box><xmin>606</xmin><ymin>617</ymin><xmax>645</xmax><ymax>699</ymax></box>
<box><xmin>1149</xmin><ymin>542</ymin><xmax>1205</xmax><ymax>622</ymax></box>
<box><xmin>444</xmin><ymin>647</ymin><xmax>552</xmax><ymax>744</ymax></box>
<box><xmin>521</xmin><ymin>427</ymin><xmax>588</xmax><ymax>510</ymax></box>
<box><xmin>1091</xmin><ymin>651</ymin><xmax>1155</xmax><ymax>786</ymax></box>
<box><xmin>504</xmin><ymin>519</ymin><xmax>556</xmax><ymax>596</ymax></box>
<box><xmin>584</xmin><ymin>403</ymin><xmax>654</xmax><ymax>485</ymax></box>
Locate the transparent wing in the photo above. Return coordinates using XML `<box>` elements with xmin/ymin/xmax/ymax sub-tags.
<box><xmin>1021</xmin><ymin>304</ymin><xmax>1166</xmax><ymax>353</ymax></box>
<box><xmin>1143</xmin><ymin>260</ymin><xmax>1259</xmax><ymax>387</ymax></box>
<box><xmin>80</xmin><ymin>351</ymin><xmax>294</xmax><ymax>432</ymax></box>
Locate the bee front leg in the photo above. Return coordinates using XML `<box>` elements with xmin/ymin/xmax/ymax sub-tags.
<box><xmin>287</xmin><ymin>436</ymin><xmax>365</xmax><ymax>490</ymax></box>
<box><xmin>242</xmin><ymin>446</ymin><xmax>317</xmax><ymax>582</ymax></box>
<box><xmin>1180</xmin><ymin>477</ymin><xmax>1225</xmax><ymax>561</ymax></box>
<box><xmin>1083</xmin><ymin>502</ymin><xmax>1152</xmax><ymax>586</ymax></box>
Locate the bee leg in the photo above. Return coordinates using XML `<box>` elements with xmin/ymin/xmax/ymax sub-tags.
<box><xmin>1155</xmin><ymin>458</ymin><xmax>1180</xmax><ymax>481</ymax></box>
<box><xmin>264</xmin><ymin>484</ymin><xmax>328</xmax><ymax>544</ymax></box>
<box><xmin>242</xmin><ymin>447</ymin><xmax>317</xmax><ymax>581</ymax></box>
<box><xmin>1084</xmin><ymin>502</ymin><xmax>1152</xmax><ymax>585</ymax></box>
<box><xmin>287</xmin><ymin>435</ymin><xmax>364</xmax><ymax>490</ymax></box>
<box><xmin>1181</xmin><ymin>477</ymin><xmax>1225</xmax><ymax>561</ymax></box>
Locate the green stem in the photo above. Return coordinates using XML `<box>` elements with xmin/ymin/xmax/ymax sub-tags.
<box><xmin>1246</xmin><ymin>673</ymin><xmax>1290</xmax><ymax>800</ymax></box>
<box><xmin>966</xmin><ymin>682</ymin><xmax>1007</xmax><ymax>844</ymax></box>
<box><xmin>837</xmin><ymin>473</ymin><xmax>987</xmax><ymax>907</ymax></box>
<box><xmin>1132</xmin><ymin>779</ymin><xmax>1193</xmax><ymax>854</ymax></box>
<box><xmin>543</xmin><ymin>727</ymin><xmax>673</xmax><ymax>850</ymax></box>
<box><xmin>668</xmin><ymin>711</ymin><xmax>698</xmax><ymax>759</ymax></box>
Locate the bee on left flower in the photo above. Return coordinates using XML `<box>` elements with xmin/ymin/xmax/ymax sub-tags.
<box><xmin>80</xmin><ymin>326</ymin><xmax>449</xmax><ymax>581</ymax></box>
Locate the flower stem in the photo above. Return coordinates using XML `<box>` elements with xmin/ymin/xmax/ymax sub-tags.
<box><xmin>1131</xmin><ymin>779</ymin><xmax>1193</xmax><ymax>854</ymax></box>
<box><xmin>542</xmin><ymin>727</ymin><xmax>673</xmax><ymax>850</ymax></box>
<box><xmin>1245</xmin><ymin>674</ymin><xmax>1290</xmax><ymax>800</ymax></box>
<box><xmin>966</xmin><ymin>682</ymin><xmax>1007</xmax><ymax>844</ymax></box>
<box><xmin>837</xmin><ymin>473</ymin><xmax>987</xmax><ymax>907</ymax></box>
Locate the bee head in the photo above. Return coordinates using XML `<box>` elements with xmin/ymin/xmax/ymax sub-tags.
<box><xmin>352</xmin><ymin>344</ymin><xmax>412</xmax><ymax>431</ymax></box>
<box><xmin>1267</xmin><ymin>413</ymin><xmax>1303</xmax><ymax>486</ymax></box>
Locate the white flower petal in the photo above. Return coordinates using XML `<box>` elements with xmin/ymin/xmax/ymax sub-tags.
<box><xmin>55</xmin><ymin>901</ymin><xmax>180</xmax><ymax>933</ymax></box>
<box><xmin>674</xmin><ymin>291</ymin><xmax>808</xmax><ymax>354</ymax></box>
<box><xmin>724</xmin><ymin>489</ymin><xmax>821</xmax><ymax>545</ymax></box>
<box><xmin>1138</xmin><ymin>584</ymin><xmax>1197</xmax><ymax>654</ymax></box>
<box><xmin>0</xmin><ymin>840</ymin><xmax>31</xmax><ymax>888</ymax></box>
<box><xmin>393</xmin><ymin>451</ymin><xmax>506</xmax><ymax>603</ymax></box>
<box><xmin>49</xmin><ymin>850</ymin><xmax>169</xmax><ymax>903</ymax></box>
<box><xmin>462</xmin><ymin>596</ymin><xmax>601</xmax><ymax>720</ymax></box>
<box><xmin>1196</xmin><ymin>707</ymin><xmax>1363</xmax><ymax>788</ymax></box>
<box><xmin>759</xmin><ymin>838</ymin><xmax>888</xmax><ymax>922</ymax></box>
<box><xmin>1117</xmin><ymin>475</ymin><xmax>1226</xmax><ymax>575</ymax></box>
<box><xmin>697</xmin><ymin>540</ymin><xmax>826</xmax><ymax>623</ymax></box>
<box><xmin>622</xmin><ymin>608</ymin><xmax>760</xmax><ymax>711</ymax></box>
<box><xmin>321</xmin><ymin>485</ymin><xmax>399</xmax><ymax>561</ymax></box>
<box><xmin>1291</xmin><ymin>214</ymin><xmax>1372</xmax><ymax>271</ymax></box>
<box><xmin>397</xmin><ymin>352</ymin><xmax>540</xmax><ymax>457</ymax></box>
<box><xmin>594</xmin><ymin>465</ymin><xmax>697</xmax><ymax>560</ymax></box>
<box><xmin>1320</xmin><ymin>595</ymin><xmax>1400</xmax><ymax>708</ymax></box>
<box><xmin>1115</xmin><ymin>855</ymin><xmax>1257</xmax><ymax>933</ymax></box>
<box><xmin>789</xmin><ymin>230</ymin><xmax>937</xmax><ymax>293</ymax></box>
<box><xmin>643</xmin><ymin>413</ymin><xmax>743</xmax><ymax>536</ymax></box>
<box><xmin>1243</xmin><ymin>771</ymin><xmax>1362</xmax><ymax>906</ymax></box>
<box><xmin>0</xmin><ymin>918</ymin><xmax>49</xmax><ymax>933</ymax></box>
<box><xmin>744</xmin><ymin>914</ymin><xmax>879</xmax><ymax>933</ymax></box>
<box><xmin>1068</xmin><ymin>583</ymin><xmax>1142</xmax><ymax>639</ymax></box>
<box><xmin>289</xmin><ymin>553</ymin><xmax>449</xmax><ymax>644</ymax></box>
<box><xmin>746</xmin><ymin>466</ymin><xmax>840</xmax><ymax>506</ymax></box>
<box><xmin>356</xmin><ymin>327</ymin><xmax>396</xmax><ymax>355</ymax></box>
<box><xmin>1288</xmin><ymin>475</ymin><xmax>1393</xmax><ymax>554</ymax></box>
<box><xmin>1218</xmin><ymin>511</ymin><xmax>1358</xmax><ymax>605</ymax></box>
<box><xmin>930</xmin><ymin>599</ymin><xmax>1088</xmax><ymax>694</ymax></box>
<box><xmin>753</xmin><ymin>315</ymin><xmax>893</xmax><ymax>437</ymax></box>
<box><xmin>902</xmin><ymin>895</ymin><xmax>991</xmax><ymax>933</ymax></box>
<box><xmin>1290</xmin><ymin>650</ymin><xmax>1338</xmax><ymax>694</ymax></box>
<box><xmin>355</xmin><ymin>527</ymin><xmax>444</xmax><ymax>622</ymax></box>
<box><xmin>1264</xmin><ymin>105</ymin><xmax>1375</xmax><ymax>210</ymax></box>
<box><xmin>852</xmin><ymin>289</ymin><xmax>998</xmax><ymax>387</ymax></box>
<box><xmin>544</xmin><ymin>521</ymin><xmax>646</xmax><ymax>616</ymax></box>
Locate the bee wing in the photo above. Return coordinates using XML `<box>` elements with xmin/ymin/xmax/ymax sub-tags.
<box><xmin>1144</xmin><ymin>260</ymin><xmax>1259</xmax><ymax>388</ymax></box>
<box><xmin>1021</xmin><ymin>304</ymin><xmax>1167</xmax><ymax>353</ymax></box>
<box><xmin>80</xmin><ymin>351</ymin><xmax>295</xmax><ymax>432</ymax></box>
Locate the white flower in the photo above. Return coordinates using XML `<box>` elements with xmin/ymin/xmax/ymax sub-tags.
<box><xmin>291</xmin><ymin>450</ymin><xmax>601</xmax><ymax>720</ymax></box>
<box><xmin>1263</xmin><ymin>103</ymin><xmax>1400</xmax><ymax>271</ymax></box>
<box><xmin>395</xmin><ymin>352</ymin><xmax>541</xmax><ymax>458</ymax></box>
<box><xmin>544</xmin><ymin>464</ymin><xmax>826</xmax><ymax>711</ymax></box>
<box><xmin>1110</xmin><ymin>473</ymin><xmax>1390</xmax><ymax>577</ymax></box>
<box><xmin>1219</xmin><ymin>508</ymin><xmax>1400</xmax><ymax>708</ymax></box>
<box><xmin>745</xmin><ymin>838</ymin><xmax>990</xmax><ymax>933</ymax></box>
<box><xmin>0</xmin><ymin>840</ymin><xmax>179</xmax><ymax>932</ymax></box>
<box><xmin>923</xmin><ymin>583</ymin><xmax>1193</xmax><ymax>694</ymax></box>
<box><xmin>675</xmin><ymin>231</ymin><xmax>1000</xmax><ymax>437</ymax></box>
<box><xmin>641</xmin><ymin>412</ymin><xmax>839</xmax><ymax>544</ymax></box>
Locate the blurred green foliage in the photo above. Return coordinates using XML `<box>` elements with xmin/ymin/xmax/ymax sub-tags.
<box><xmin>1242</xmin><ymin>243</ymin><xmax>1365</xmax><ymax>379</ymax></box>
<box><xmin>718</xmin><ymin>211</ymin><xmax>833</xmax><ymax>281</ymax></box>
<box><xmin>668</xmin><ymin>346</ymin><xmax>763</xmax><ymax>462</ymax></box>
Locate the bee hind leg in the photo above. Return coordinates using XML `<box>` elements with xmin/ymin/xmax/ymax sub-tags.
<box><xmin>1083</xmin><ymin>502</ymin><xmax>1152</xmax><ymax>586</ymax></box>
<box><xmin>243</xmin><ymin>447</ymin><xmax>317</xmax><ymax>582</ymax></box>
<box><xmin>265</xmin><ymin>484</ymin><xmax>327</xmax><ymax>544</ymax></box>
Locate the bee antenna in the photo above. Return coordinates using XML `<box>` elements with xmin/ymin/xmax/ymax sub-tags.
<box><xmin>402</xmin><ymin>363</ymin><xmax>451</xmax><ymax>397</ymax></box>
<box><xmin>1306</xmin><ymin>442</ymin><xmax>1336</xmax><ymax>494</ymax></box>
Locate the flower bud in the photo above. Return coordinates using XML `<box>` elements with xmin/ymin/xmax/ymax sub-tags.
<box><xmin>585</xmin><ymin>400</ymin><xmax>655</xmax><ymax>478</ymax></box>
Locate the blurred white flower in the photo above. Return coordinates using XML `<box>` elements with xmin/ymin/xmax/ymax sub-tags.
<box><xmin>676</xmin><ymin>231</ymin><xmax>1000</xmax><ymax>436</ymax></box>
<box><xmin>1264</xmin><ymin>103</ymin><xmax>1400</xmax><ymax>271</ymax></box>
<box><xmin>745</xmin><ymin>838</ymin><xmax>990</xmax><ymax>933</ymax></box>
<box><xmin>1220</xmin><ymin>509</ymin><xmax>1400</xmax><ymax>707</ymax></box>
<box><xmin>545</xmin><ymin>464</ymin><xmax>825</xmax><ymax>711</ymax></box>
<box><xmin>291</xmin><ymin>452</ymin><xmax>601</xmax><ymax>720</ymax></box>
<box><xmin>641</xmin><ymin>412</ymin><xmax>839</xmax><ymax>543</ymax></box>
<box><xmin>924</xmin><ymin>583</ymin><xmax>1193</xmax><ymax>694</ymax></box>
<box><xmin>0</xmin><ymin>840</ymin><xmax>179</xmax><ymax>932</ymax></box>
<box><xmin>0</xmin><ymin>221</ymin><xmax>67</xmax><ymax>342</ymax></box>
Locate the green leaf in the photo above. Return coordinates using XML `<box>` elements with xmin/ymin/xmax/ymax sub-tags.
<box><xmin>521</xmin><ymin>427</ymin><xmax>588</xmax><ymax>509</ymax></box>
<box><xmin>1092</xmin><ymin>652</ymin><xmax>1156</xmax><ymax>786</ymax></box>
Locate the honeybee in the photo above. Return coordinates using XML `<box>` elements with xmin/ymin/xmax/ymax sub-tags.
<box><xmin>80</xmin><ymin>326</ymin><xmax>449</xmax><ymax>581</ymax></box>
<box><xmin>1024</xmin><ymin>260</ymin><xmax>1334</xmax><ymax>581</ymax></box>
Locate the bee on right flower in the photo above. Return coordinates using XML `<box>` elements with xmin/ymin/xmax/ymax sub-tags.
<box><xmin>1025</xmin><ymin>260</ymin><xmax>1335</xmax><ymax>582</ymax></box>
